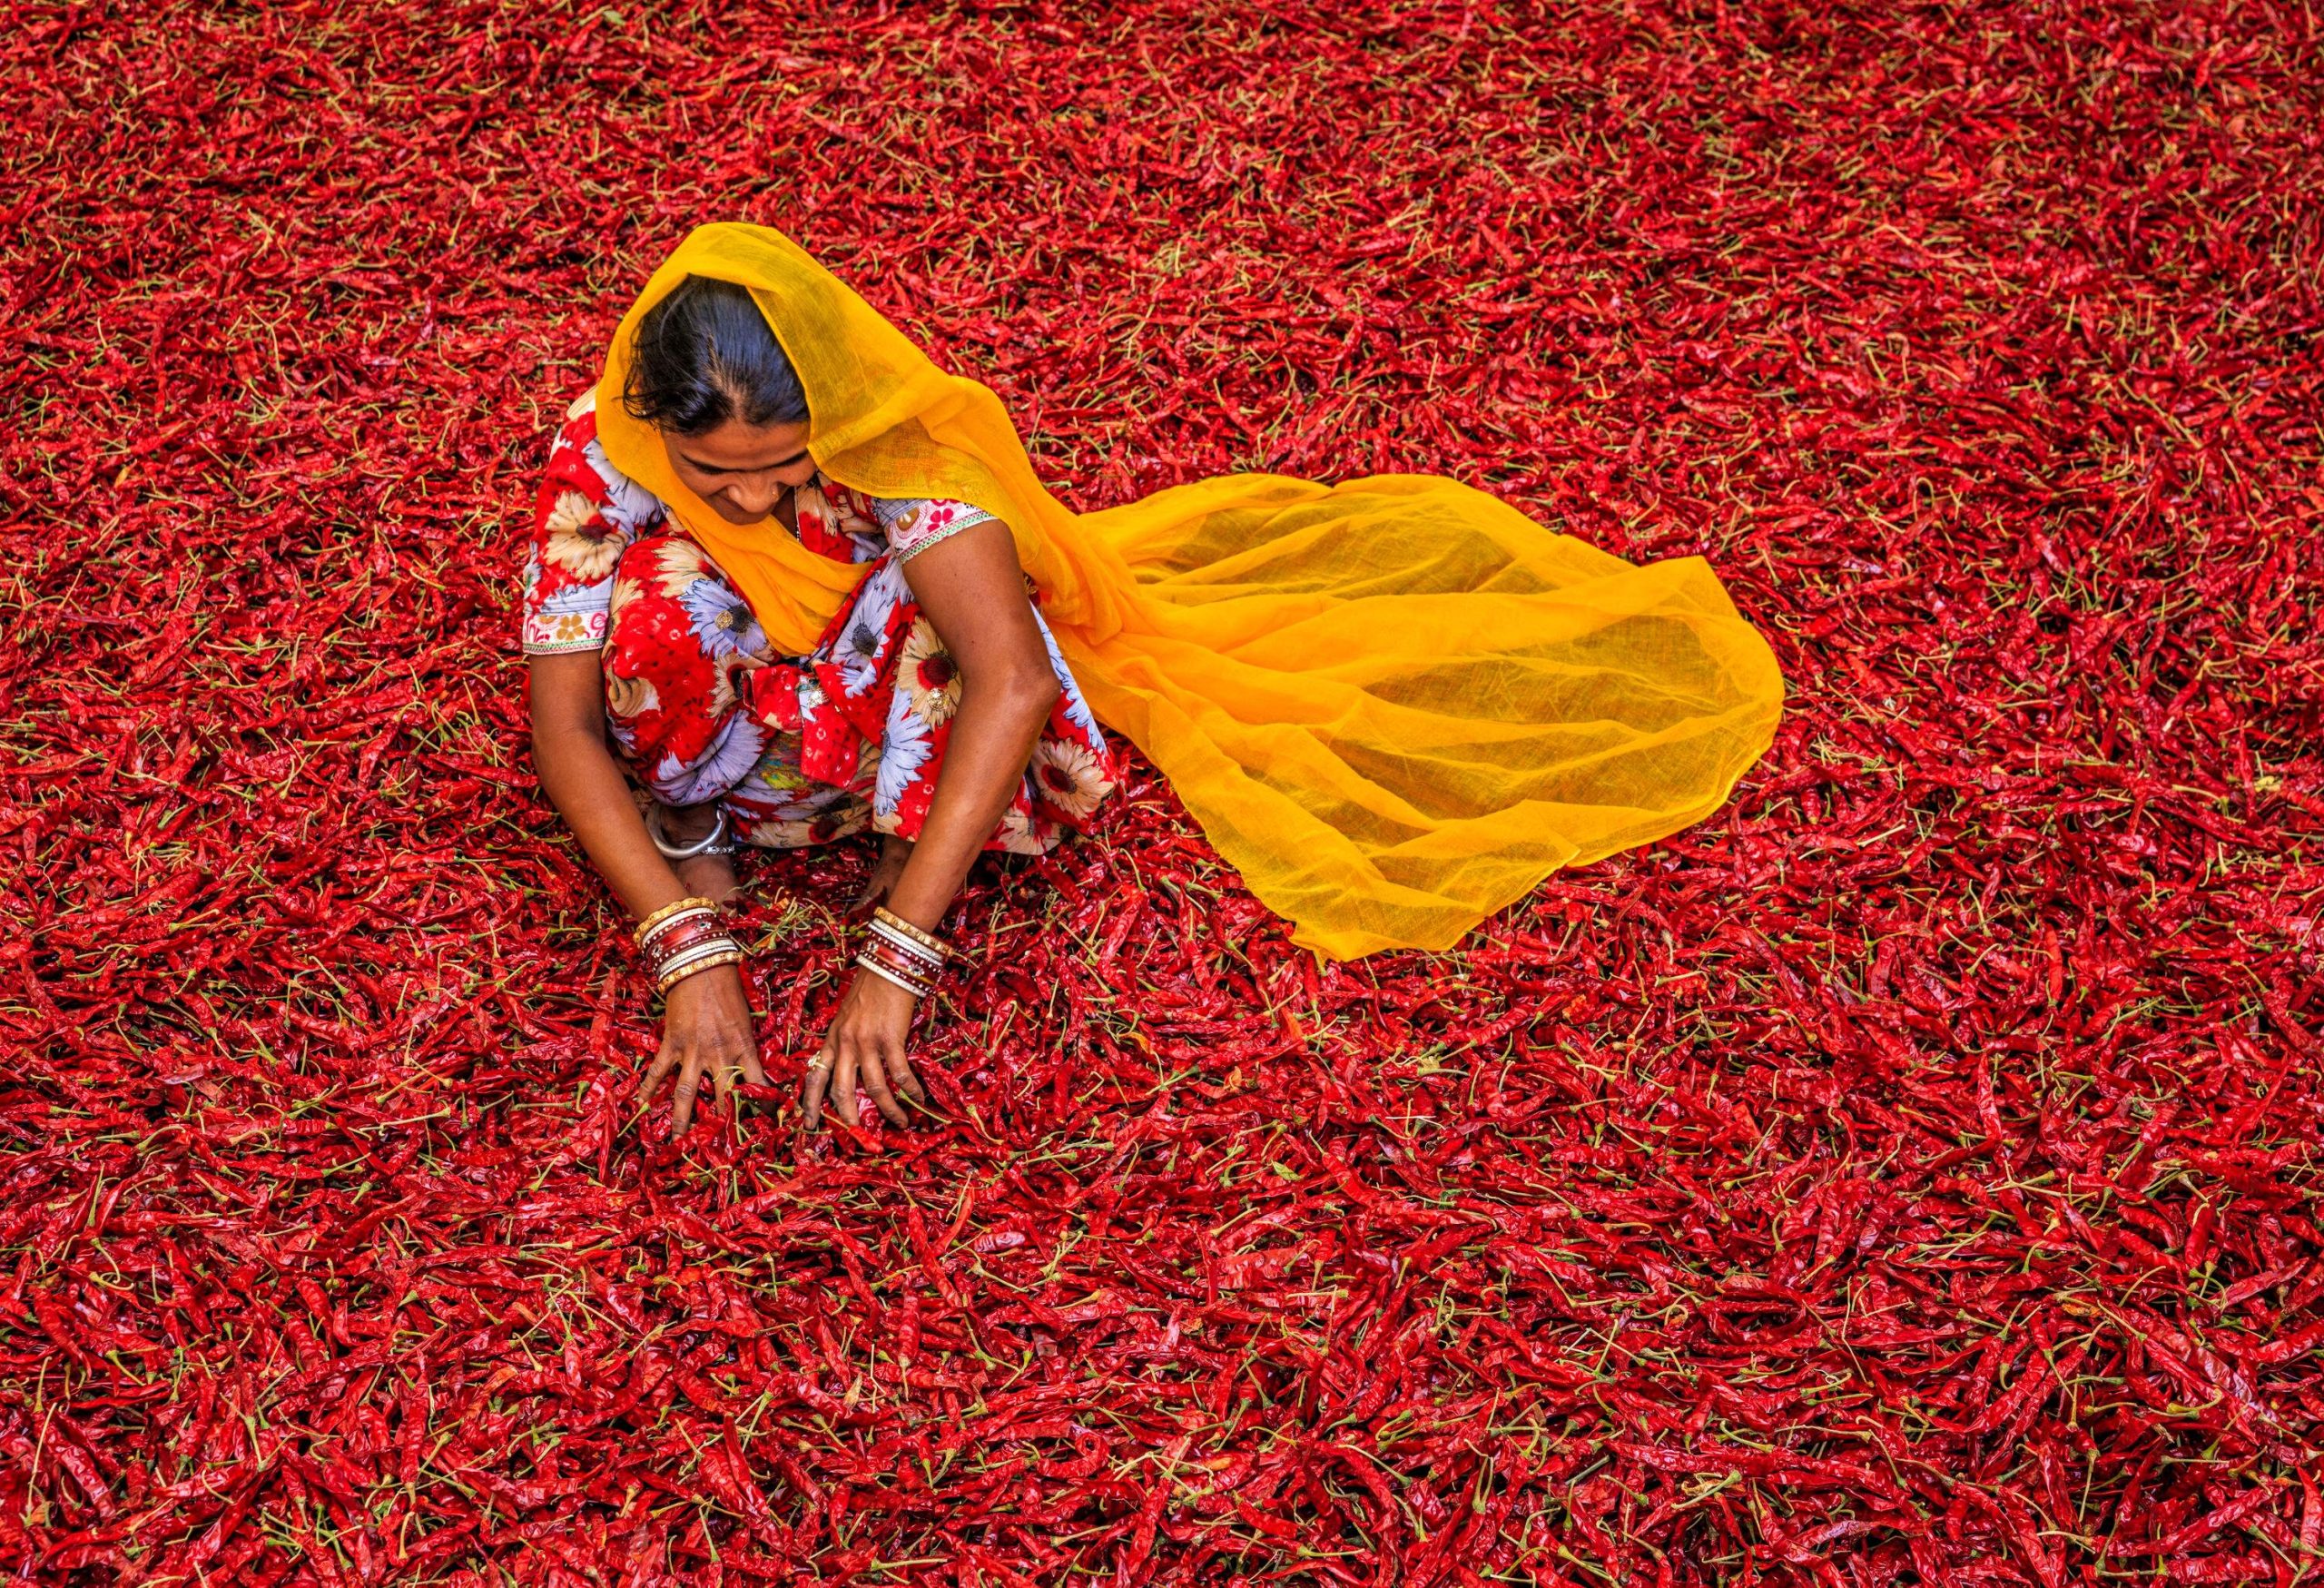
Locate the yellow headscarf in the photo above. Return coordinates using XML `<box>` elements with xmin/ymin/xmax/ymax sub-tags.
<box><xmin>595</xmin><ymin>222</ymin><xmax>1784</xmax><ymax>960</ymax></box>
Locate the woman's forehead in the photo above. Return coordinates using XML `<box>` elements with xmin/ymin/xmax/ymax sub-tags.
<box><xmin>673</xmin><ymin>416</ymin><xmax>811</xmax><ymax>471</ymax></box>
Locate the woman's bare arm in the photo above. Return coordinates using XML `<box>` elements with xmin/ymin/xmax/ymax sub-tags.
<box><xmin>803</xmin><ymin>518</ymin><xmax>1061</xmax><ymax>1130</ymax></box>
<box><xmin>887</xmin><ymin>526</ymin><xmax>1060</xmax><ymax>929</ymax></box>
<box><xmin>529</xmin><ymin>650</ymin><xmax>767</xmax><ymax>1130</ymax></box>
<box><xmin>529</xmin><ymin>652</ymin><xmax>694</xmax><ymax>917</ymax></box>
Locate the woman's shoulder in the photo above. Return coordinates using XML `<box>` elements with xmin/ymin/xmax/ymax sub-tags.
<box><xmin>863</xmin><ymin>493</ymin><xmax>997</xmax><ymax>563</ymax></box>
<box><xmin>547</xmin><ymin>389</ymin><xmax>665</xmax><ymax>530</ymax></box>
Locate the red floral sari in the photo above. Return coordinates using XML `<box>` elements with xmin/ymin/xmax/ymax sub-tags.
<box><xmin>521</xmin><ymin>393</ymin><xmax>1118</xmax><ymax>852</ymax></box>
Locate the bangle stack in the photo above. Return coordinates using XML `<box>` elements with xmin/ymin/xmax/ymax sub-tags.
<box><xmin>856</xmin><ymin>905</ymin><xmax>953</xmax><ymax>1002</ymax></box>
<box><xmin>635</xmin><ymin>894</ymin><xmax>745</xmax><ymax>996</ymax></box>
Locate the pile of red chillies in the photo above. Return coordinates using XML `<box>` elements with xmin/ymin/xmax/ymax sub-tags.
<box><xmin>5</xmin><ymin>1</ymin><xmax>2320</xmax><ymax>1581</ymax></box>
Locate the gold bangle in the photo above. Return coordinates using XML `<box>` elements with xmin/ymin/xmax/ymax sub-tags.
<box><xmin>872</xmin><ymin>906</ymin><xmax>951</xmax><ymax>961</ymax></box>
<box><xmin>658</xmin><ymin>954</ymin><xmax>743</xmax><ymax>997</ymax></box>
<box><xmin>854</xmin><ymin>952</ymin><xmax>933</xmax><ymax>1001</ymax></box>
<box><xmin>635</xmin><ymin>894</ymin><xmax>718</xmax><ymax>946</ymax></box>
<box><xmin>655</xmin><ymin>934</ymin><xmax>743</xmax><ymax>979</ymax></box>
<box><xmin>657</xmin><ymin>949</ymin><xmax>744</xmax><ymax>995</ymax></box>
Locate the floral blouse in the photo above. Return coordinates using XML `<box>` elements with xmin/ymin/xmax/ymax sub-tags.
<box><xmin>519</xmin><ymin>390</ymin><xmax>998</xmax><ymax>656</ymax></box>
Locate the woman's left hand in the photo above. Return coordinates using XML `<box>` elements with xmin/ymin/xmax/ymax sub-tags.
<box><xmin>803</xmin><ymin>968</ymin><xmax>927</xmax><ymax>1130</ymax></box>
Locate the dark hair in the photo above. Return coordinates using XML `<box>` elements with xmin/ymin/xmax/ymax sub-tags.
<box><xmin>620</xmin><ymin>275</ymin><xmax>809</xmax><ymax>434</ymax></box>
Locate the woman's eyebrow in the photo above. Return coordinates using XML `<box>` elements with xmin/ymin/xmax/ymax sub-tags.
<box><xmin>680</xmin><ymin>449</ymin><xmax>810</xmax><ymax>474</ymax></box>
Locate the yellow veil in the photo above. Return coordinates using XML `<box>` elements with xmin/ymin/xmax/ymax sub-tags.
<box><xmin>593</xmin><ymin>223</ymin><xmax>1783</xmax><ymax>961</ymax></box>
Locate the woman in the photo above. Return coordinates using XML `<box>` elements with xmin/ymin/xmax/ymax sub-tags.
<box><xmin>527</xmin><ymin>278</ymin><xmax>1115</xmax><ymax>1135</ymax></box>
<box><xmin>527</xmin><ymin>223</ymin><xmax>1786</xmax><ymax>1136</ymax></box>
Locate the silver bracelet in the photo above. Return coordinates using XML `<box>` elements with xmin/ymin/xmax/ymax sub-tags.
<box><xmin>646</xmin><ymin>804</ymin><xmax>735</xmax><ymax>860</ymax></box>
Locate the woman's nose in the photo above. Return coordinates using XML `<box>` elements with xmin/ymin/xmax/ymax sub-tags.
<box><xmin>725</xmin><ymin>480</ymin><xmax>782</xmax><ymax>517</ymax></box>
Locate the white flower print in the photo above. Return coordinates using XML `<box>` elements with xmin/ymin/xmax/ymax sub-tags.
<box><xmin>583</xmin><ymin>435</ymin><xmax>666</xmax><ymax>535</ymax></box>
<box><xmin>1029</xmin><ymin>736</ymin><xmax>1114</xmax><ymax>820</ymax></box>
<box><xmin>544</xmin><ymin>490</ymin><xmax>595</xmax><ymax>538</ymax></box>
<box><xmin>676</xmin><ymin>576</ymin><xmax>769</xmax><ymax>663</ymax></box>
<box><xmin>991</xmin><ymin>800</ymin><xmax>1052</xmax><ymax>856</ymax></box>
<box><xmin>542</xmin><ymin>489</ymin><xmax>625</xmax><ymax>582</ymax></box>
<box><xmin>651</xmin><ymin>714</ymin><xmax>765</xmax><ymax>807</ymax></box>
<box><xmin>605</xmin><ymin>571</ymin><xmax>645</xmax><ymax>623</ymax></box>
<box><xmin>649</xmin><ymin>538</ymin><xmax>697</xmax><ymax>593</ymax></box>
<box><xmin>835</xmin><ymin>561</ymin><xmax>907</xmax><ymax>699</ymax></box>
<box><xmin>898</xmin><ymin>617</ymin><xmax>960</xmax><ymax>727</ymax></box>
<box><xmin>873</xmin><ymin>689</ymin><xmax>933</xmax><ymax>817</ymax></box>
<box><xmin>706</xmin><ymin>666</ymin><xmax>738</xmax><ymax>724</ymax></box>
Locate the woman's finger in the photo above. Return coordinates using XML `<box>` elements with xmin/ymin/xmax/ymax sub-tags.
<box><xmin>802</xmin><ymin>1050</ymin><xmax>834</xmax><ymax>1131</ymax></box>
<box><xmin>884</xmin><ymin>1044</ymin><xmax>927</xmax><ymax>1110</ymax></box>
<box><xmin>831</xmin><ymin>1047</ymin><xmax>862</xmax><ymax>1130</ymax></box>
<box><xmin>707</xmin><ymin>1050</ymin><xmax>741</xmax><ymax>1118</ymax></box>
<box><xmin>858</xmin><ymin>1042</ymin><xmax>908</xmax><ymax>1127</ymax></box>
<box><xmin>673</xmin><ymin>1053</ymin><xmax>705</xmax><ymax>1135</ymax></box>
<box><xmin>641</xmin><ymin>1040</ymin><xmax>680</xmax><ymax>1108</ymax></box>
<box><xmin>740</xmin><ymin>1046</ymin><xmax>772</xmax><ymax>1114</ymax></box>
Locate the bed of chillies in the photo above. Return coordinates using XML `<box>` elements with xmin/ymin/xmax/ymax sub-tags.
<box><xmin>6</xmin><ymin>1</ymin><xmax>2322</xmax><ymax>1583</ymax></box>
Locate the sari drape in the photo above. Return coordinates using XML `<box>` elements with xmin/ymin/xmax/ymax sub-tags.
<box><xmin>592</xmin><ymin>223</ymin><xmax>1784</xmax><ymax>960</ymax></box>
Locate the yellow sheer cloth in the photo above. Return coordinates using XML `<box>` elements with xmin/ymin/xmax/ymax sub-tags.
<box><xmin>592</xmin><ymin>223</ymin><xmax>1784</xmax><ymax>960</ymax></box>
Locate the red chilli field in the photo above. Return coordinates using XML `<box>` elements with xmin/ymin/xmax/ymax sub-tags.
<box><xmin>7</xmin><ymin>3</ymin><xmax>2321</xmax><ymax>1583</ymax></box>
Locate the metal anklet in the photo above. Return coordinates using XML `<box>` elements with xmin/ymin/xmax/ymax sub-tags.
<box><xmin>647</xmin><ymin>804</ymin><xmax>737</xmax><ymax>861</ymax></box>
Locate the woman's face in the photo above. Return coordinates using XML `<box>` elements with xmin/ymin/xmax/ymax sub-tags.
<box><xmin>662</xmin><ymin>416</ymin><xmax>817</xmax><ymax>525</ymax></box>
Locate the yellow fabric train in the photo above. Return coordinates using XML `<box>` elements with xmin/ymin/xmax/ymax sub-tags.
<box><xmin>592</xmin><ymin>222</ymin><xmax>1784</xmax><ymax>961</ymax></box>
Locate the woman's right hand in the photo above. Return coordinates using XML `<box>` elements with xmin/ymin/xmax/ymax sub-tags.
<box><xmin>641</xmin><ymin>963</ymin><xmax>767</xmax><ymax>1134</ymax></box>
